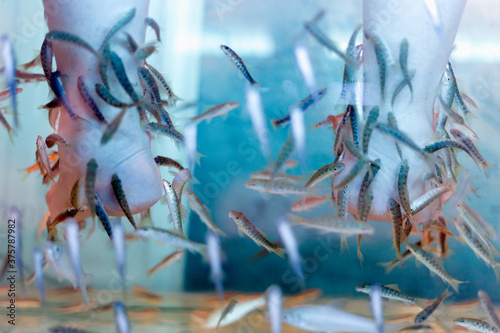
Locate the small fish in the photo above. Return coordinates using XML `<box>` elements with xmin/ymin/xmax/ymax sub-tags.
<box><xmin>407</xmin><ymin>243</ymin><xmax>466</xmax><ymax>292</ymax></box>
<box><xmin>147</xmin><ymin>122</ymin><xmax>184</xmax><ymax>144</ymax></box>
<box><xmin>102</xmin><ymin>8</ymin><xmax>136</xmax><ymax>47</ymax></box>
<box><xmin>154</xmin><ymin>156</ymin><xmax>184</xmax><ymax>170</ymax></box>
<box><xmin>49</xmin><ymin>71</ymin><xmax>78</xmax><ymax>119</ymax></box>
<box><xmin>101</xmin><ymin>107</ymin><xmax>128</xmax><ymax>144</ymax></box>
<box><xmin>362</xmin><ymin>107</ymin><xmax>380</xmax><ymax>154</ymax></box>
<box><xmin>336</xmin><ymin>186</ymin><xmax>350</xmax><ymax>251</ymax></box>
<box><xmin>305</xmin><ymin>162</ymin><xmax>344</xmax><ymax>188</ymax></box>
<box><xmin>40</xmin><ymin>35</ymin><xmax>53</xmax><ymax>80</ymax></box>
<box><xmin>135</xmin><ymin>227</ymin><xmax>206</xmax><ymax>255</ymax></box>
<box><xmin>457</xmin><ymin>202</ymin><xmax>498</xmax><ymax>257</ymax></box>
<box><xmin>333</xmin><ymin>158</ymin><xmax>368</xmax><ymax>190</ymax></box>
<box><xmin>422</xmin><ymin>139</ymin><xmax>480</xmax><ymax>169</ymax></box>
<box><xmin>204</xmin><ymin>294</ymin><xmax>265</xmax><ymax>328</ymax></box>
<box><xmin>110</xmin><ymin>51</ymin><xmax>140</xmax><ymax>102</ymax></box>
<box><xmin>399</xmin><ymin>39</ymin><xmax>413</xmax><ymax>99</ymax></box>
<box><xmin>356</xmin><ymin>283</ymin><xmax>431</xmax><ymax>309</ymax></box>
<box><xmin>245</xmin><ymin>179</ymin><xmax>313</xmax><ymax>195</ymax></box>
<box><xmin>36</xmin><ymin>135</ymin><xmax>54</xmax><ymax>179</ymax></box>
<box><xmin>357</xmin><ymin>160</ymin><xmax>380</xmax><ymax>220</ymax></box>
<box><xmin>283</xmin><ymin>304</ymin><xmax>377</xmax><ymax>333</ymax></box>
<box><xmin>111</xmin><ymin>220</ymin><xmax>126</xmax><ymax>289</ymax></box>
<box><xmin>46</xmin><ymin>30</ymin><xmax>98</xmax><ymax>56</ymax></box>
<box><xmin>251</xmin><ymin>170</ymin><xmax>301</xmax><ymax>183</ymax></box>
<box><xmin>162</xmin><ymin>180</ymin><xmax>183</xmax><ymax>234</ymax></box>
<box><xmin>270</xmin><ymin>89</ymin><xmax>328</xmax><ymax>129</ymax></box>
<box><xmin>99</xmin><ymin>43</ymin><xmax>111</xmax><ymax>88</ymax></box>
<box><xmin>185</xmin><ymin>190</ymin><xmax>225</xmax><ymax>236</ymax></box>
<box><xmin>145</xmin><ymin>17</ymin><xmax>161</xmax><ymax>42</ymax></box>
<box><xmin>95</xmin><ymin>83</ymin><xmax>135</xmax><ymax>108</ymax></box>
<box><xmin>397</xmin><ymin>160</ymin><xmax>415</xmax><ymax>227</ymax></box>
<box><xmin>216</xmin><ymin>297</ymin><xmax>239</xmax><ymax>329</ymax></box>
<box><xmin>0</xmin><ymin>108</ymin><xmax>15</xmax><ymax>142</ymax></box>
<box><xmin>392</xmin><ymin>70</ymin><xmax>416</xmax><ymax>107</ymax></box>
<box><xmin>191</xmin><ymin>102</ymin><xmax>239</xmax><ymax>123</ymax></box>
<box><xmin>139</xmin><ymin>66</ymin><xmax>162</xmax><ymax>107</ymax></box>
<box><xmin>147</xmin><ymin>251</ymin><xmax>184</xmax><ymax>277</ymax></box>
<box><xmin>95</xmin><ymin>194</ymin><xmax>113</xmax><ymax>238</ymax></box>
<box><xmin>85</xmin><ymin>159</ymin><xmax>98</xmax><ymax>219</ymax></box>
<box><xmin>374</xmin><ymin>46</ymin><xmax>387</xmax><ymax>100</ymax></box>
<box><xmin>303</xmin><ymin>17</ymin><xmax>358</xmax><ymax>68</ymax></box>
<box><xmin>229</xmin><ymin>210</ymin><xmax>285</xmax><ymax>258</ymax></box>
<box><xmin>246</xmin><ymin>85</ymin><xmax>271</xmax><ymax>161</ymax></box>
<box><xmin>454</xmin><ymin>220</ymin><xmax>500</xmax><ymax>279</ymax></box>
<box><xmin>374</xmin><ymin>123</ymin><xmax>427</xmax><ymax>157</ymax></box>
<box><xmin>65</xmin><ymin>219</ymin><xmax>89</xmax><ymax>304</ymax></box>
<box><xmin>414</xmin><ymin>289</ymin><xmax>451</xmax><ymax>324</ymax></box>
<box><xmin>1</xmin><ymin>35</ymin><xmax>17</xmax><ymax>127</ymax></box>
<box><xmin>113</xmin><ymin>301</ymin><xmax>130</xmax><ymax>333</ymax></box>
<box><xmin>266</xmin><ymin>284</ymin><xmax>283</xmax><ymax>333</ymax></box>
<box><xmin>446</xmin><ymin>62</ymin><xmax>472</xmax><ymax>118</ymax></box>
<box><xmin>111</xmin><ymin>174</ymin><xmax>136</xmax><ymax>229</ymax></box>
<box><xmin>291</xmin><ymin>195</ymin><xmax>328</xmax><ymax>212</ymax></box>
<box><xmin>389</xmin><ymin>199</ymin><xmax>404</xmax><ymax>265</ymax></box>
<box><xmin>271</xmin><ymin>136</ymin><xmax>295</xmax><ymax>181</ymax></box>
<box><xmin>291</xmin><ymin>215</ymin><xmax>374</xmax><ymax>236</ymax></box>
<box><xmin>450</xmin><ymin>129</ymin><xmax>495</xmax><ymax>176</ymax></box>
<box><xmin>454</xmin><ymin>318</ymin><xmax>499</xmax><ymax>333</ymax></box>
<box><xmin>145</xmin><ymin>63</ymin><xmax>181</xmax><ymax>105</ymax></box>
<box><xmin>478</xmin><ymin>290</ymin><xmax>500</xmax><ymax>330</ymax></box>
<box><xmin>77</xmin><ymin>76</ymin><xmax>106</xmax><ymax>123</ymax></box>
<box><xmin>410</xmin><ymin>186</ymin><xmax>451</xmax><ymax>215</ymax></box>
<box><xmin>206</xmin><ymin>231</ymin><xmax>224</xmax><ymax>300</ymax></box>
<box><xmin>277</xmin><ymin>218</ymin><xmax>305</xmax><ymax>288</ymax></box>
<box><xmin>46</xmin><ymin>208</ymin><xmax>79</xmax><ymax>233</ymax></box>
<box><xmin>365</xmin><ymin>29</ymin><xmax>395</xmax><ymax>67</ymax></box>
<box><xmin>221</xmin><ymin>44</ymin><xmax>261</xmax><ymax>86</ymax></box>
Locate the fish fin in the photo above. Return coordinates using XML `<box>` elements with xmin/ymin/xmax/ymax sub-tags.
<box><xmin>237</xmin><ymin>228</ymin><xmax>245</xmax><ymax>238</ymax></box>
<box><xmin>377</xmin><ymin>261</ymin><xmax>396</xmax><ymax>274</ymax></box>
<box><xmin>340</xmin><ymin>236</ymin><xmax>350</xmax><ymax>253</ymax></box>
<box><xmin>483</xmin><ymin>163</ymin><xmax>496</xmax><ymax>178</ymax></box>
<box><xmin>384</xmin><ymin>284</ymin><xmax>402</xmax><ymax>292</ymax></box>
<box><xmin>414</xmin><ymin>297</ymin><xmax>433</xmax><ymax>309</ymax></box>
<box><xmin>357</xmin><ymin>236</ymin><xmax>364</xmax><ymax>265</ymax></box>
<box><xmin>449</xmin><ymin>278</ymin><xmax>468</xmax><ymax>293</ymax></box>
<box><xmin>251</xmin><ymin>81</ymin><xmax>262</xmax><ymax>88</ymax></box>
<box><xmin>493</xmin><ymin>264</ymin><xmax>500</xmax><ymax>283</ymax></box>
<box><xmin>270</xmin><ymin>118</ymin><xmax>280</xmax><ymax>131</ymax></box>
<box><xmin>326</xmin><ymin>298</ymin><xmax>349</xmax><ymax>309</ymax></box>
<box><xmin>274</xmin><ymin>247</ymin><xmax>286</xmax><ymax>259</ymax></box>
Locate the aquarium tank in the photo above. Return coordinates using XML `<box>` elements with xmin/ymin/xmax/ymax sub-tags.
<box><xmin>0</xmin><ymin>0</ymin><xmax>499</xmax><ymax>332</ymax></box>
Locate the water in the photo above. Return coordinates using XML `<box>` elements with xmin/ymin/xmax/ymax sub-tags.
<box><xmin>1</xmin><ymin>0</ymin><xmax>500</xmax><ymax>332</ymax></box>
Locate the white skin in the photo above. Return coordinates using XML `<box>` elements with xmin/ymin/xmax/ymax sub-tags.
<box><xmin>343</xmin><ymin>0</ymin><xmax>467</xmax><ymax>223</ymax></box>
<box><xmin>42</xmin><ymin>0</ymin><xmax>162</xmax><ymax>220</ymax></box>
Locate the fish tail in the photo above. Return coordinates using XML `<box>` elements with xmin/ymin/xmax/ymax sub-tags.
<box><xmin>483</xmin><ymin>163</ymin><xmax>496</xmax><ymax>178</ymax></box>
<box><xmin>340</xmin><ymin>236</ymin><xmax>350</xmax><ymax>253</ymax></box>
<box><xmin>414</xmin><ymin>297</ymin><xmax>432</xmax><ymax>309</ymax></box>
<box><xmin>377</xmin><ymin>261</ymin><xmax>396</xmax><ymax>275</ymax></box>
<box><xmin>449</xmin><ymin>278</ymin><xmax>468</xmax><ymax>293</ymax></box>
<box><xmin>357</xmin><ymin>235</ymin><xmax>364</xmax><ymax>265</ymax></box>
<box><xmin>270</xmin><ymin>118</ymin><xmax>280</xmax><ymax>131</ymax></box>
<box><xmin>251</xmin><ymin>81</ymin><xmax>262</xmax><ymax>88</ymax></box>
<box><xmin>493</xmin><ymin>263</ymin><xmax>500</xmax><ymax>282</ymax></box>
<box><xmin>275</xmin><ymin>247</ymin><xmax>286</xmax><ymax>259</ymax></box>
<box><xmin>7</xmin><ymin>127</ymin><xmax>16</xmax><ymax>144</ymax></box>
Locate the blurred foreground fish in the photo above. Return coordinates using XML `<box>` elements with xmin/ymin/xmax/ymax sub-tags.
<box><xmin>291</xmin><ymin>215</ymin><xmax>374</xmax><ymax>236</ymax></box>
<box><xmin>204</xmin><ymin>294</ymin><xmax>265</xmax><ymax>328</ymax></box>
<box><xmin>65</xmin><ymin>219</ymin><xmax>89</xmax><ymax>304</ymax></box>
<box><xmin>277</xmin><ymin>218</ymin><xmax>305</xmax><ymax>288</ymax></box>
<box><xmin>191</xmin><ymin>102</ymin><xmax>239</xmax><ymax>124</ymax></box>
<box><xmin>206</xmin><ymin>231</ymin><xmax>224</xmax><ymax>300</ymax></box>
<box><xmin>229</xmin><ymin>210</ymin><xmax>285</xmax><ymax>258</ymax></box>
<box><xmin>111</xmin><ymin>220</ymin><xmax>126</xmax><ymax>289</ymax></box>
<box><xmin>290</xmin><ymin>105</ymin><xmax>307</xmax><ymax>169</ymax></box>
<box><xmin>266</xmin><ymin>284</ymin><xmax>282</xmax><ymax>333</ymax></box>
<box><xmin>478</xmin><ymin>290</ymin><xmax>500</xmax><ymax>330</ymax></box>
<box><xmin>245</xmin><ymin>179</ymin><xmax>314</xmax><ymax>195</ymax></box>
<box><xmin>1</xmin><ymin>35</ymin><xmax>17</xmax><ymax>127</ymax></box>
<box><xmin>33</xmin><ymin>247</ymin><xmax>45</xmax><ymax>305</ymax></box>
<box><xmin>369</xmin><ymin>284</ymin><xmax>384</xmax><ymax>333</ymax></box>
<box><xmin>183</xmin><ymin>122</ymin><xmax>198</xmax><ymax>171</ymax></box>
<box><xmin>245</xmin><ymin>85</ymin><xmax>271</xmax><ymax>161</ymax></box>
<box><xmin>114</xmin><ymin>301</ymin><xmax>130</xmax><ymax>333</ymax></box>
<box><xmin>291</xmin><ymin>195</ymin><xmax>328</xmax><ymax>212</ymax></box>
<box><xmin>136</xmin><ymin>227</ymin><xmax>206</xmax><ymax>256</ymax></box>
<box><xmin>283</xmin><ymin>304</ymin><xmax>377</xmax><ymax>332</ymax></box>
